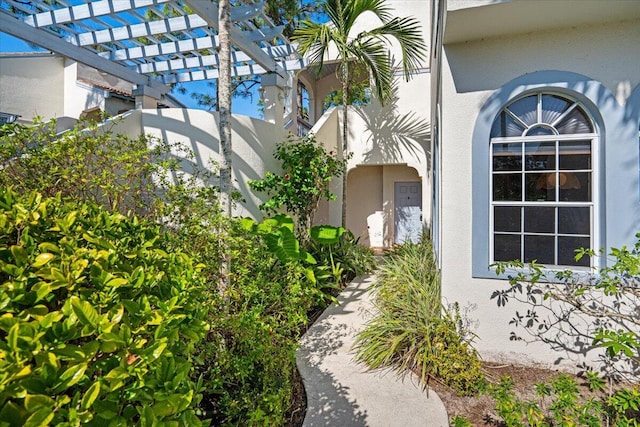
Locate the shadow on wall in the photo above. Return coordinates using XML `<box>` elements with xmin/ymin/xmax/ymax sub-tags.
<box><xmin>354</xmin><ymin>87</ymin><xmax>431</xmax><ymax>170</ymax></box>
<box><xmin>625</xmin><ymin>84</ymin><xmax>640</xmax><ymax>239</ymax></box>
<box><xmin>138</xmin><ymin>109</ymin><xmax>283</xmax><ymax>219</ymax></box>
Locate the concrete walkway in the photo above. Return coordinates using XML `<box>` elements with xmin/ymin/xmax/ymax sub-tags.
<box><xmin>296</xmin><ymin>274</ymin><xmax>450</xmax><ymax>427</ymax></box>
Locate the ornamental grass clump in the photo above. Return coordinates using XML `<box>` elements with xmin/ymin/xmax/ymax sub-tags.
<box><xmin>354</xmin><ymin>235</ymin><xmax>484</xmax><ymax>396</ymax></box>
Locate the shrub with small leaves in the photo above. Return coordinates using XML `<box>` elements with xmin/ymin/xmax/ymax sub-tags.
<box><xmin>0</xmin><ymin>187</ymin><xmax>208</xmax><ymax>426</ymax></box>
<box><xmin>249</xmin><ymin>133</ymin><xmax>346</xmax><ymax>239</ymax></box>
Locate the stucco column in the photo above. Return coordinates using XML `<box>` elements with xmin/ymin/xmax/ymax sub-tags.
<box><xmin>132</xmin><ymin>85</ymin><xmax>161</xmax><ymax>109</ymax></box>
<box><xmin>261</xmin><ymin>73</ymin><xmax>287</xmax><ymax>129</ymax></box>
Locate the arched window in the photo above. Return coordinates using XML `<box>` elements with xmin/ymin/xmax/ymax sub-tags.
<box><xmin>297</xmin><ymin>81</ymin><xmax>310</xmax><ymax>122</ymax></box>
<box><xmin>490</xmin><ymin>93</ymin><xmax>597</xmax><ymax>267</ymax></box>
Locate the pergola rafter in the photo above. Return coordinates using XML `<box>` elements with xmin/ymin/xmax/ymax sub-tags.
<box><xmin>0</xmin><ymin>0</ymin><xmax>306</xmax><ymax>96</ymax></box>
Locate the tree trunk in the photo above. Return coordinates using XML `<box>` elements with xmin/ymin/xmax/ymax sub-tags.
<box><xmin>219</xmin><ymin>0</ymin><xmax>232</xmax><ymax>217</ymax></box>
<box><xmin>218</xmin><ymin>0</ymin><xmax>232</xmax><ymax>293</ymax></box>
<box><xmin>341</xmin><ymin>61</ymin><xmax>349</xmax><ymax>228</ymax></box>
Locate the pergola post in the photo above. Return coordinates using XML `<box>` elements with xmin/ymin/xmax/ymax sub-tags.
<box><xmin>261</xmin><ymin>73</ymin><xmax>287</xmax><ymax>129</ymax></box>
<box><xmin>132</xmin><ymin>85</ymin><xmax>161</xmax><ymax>109</ymax></box>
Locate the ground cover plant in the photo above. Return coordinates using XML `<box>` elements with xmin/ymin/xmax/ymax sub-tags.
<box><xmin>444</xmin><ymin>239</ymin><xmax>640</xmax><ymax>426</ymax></box>
<box><xmin>354</xmin><ymin>235</ymin><xmax>485</xmax><ymax>396</ymax></box>
<box><xmin>0</xmin><ymin>118</ymin><xmax>375</xmax><ymax>425</ymax></box>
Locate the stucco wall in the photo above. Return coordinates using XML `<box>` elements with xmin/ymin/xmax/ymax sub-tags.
<box><xmin>438</xmin><ymin>17</ymin><xmax>640</xmax><ymax>367</ymax></box>
<box><xmin>109</xmin><ymin>109</ymin><xmax>284</xmax><ymax>220</ymax></box>
<box><xmin>311</xmin><ymin>102</ymin><xmax>430</xmax><ymax>246</ymax></box>
<box><xmin>346</xmin><ymin>166</ymin><xmax>384</xmax><ymax>245</ymax></box>
<box><xmin>63</xmin><ymin>61</ymin><xmax>107</xmax><ymax>119</ymax></box>
<box><xmin>0</xmin><ymin>55</ymin><xmax>65</xmax><ymax>123</ymax></box>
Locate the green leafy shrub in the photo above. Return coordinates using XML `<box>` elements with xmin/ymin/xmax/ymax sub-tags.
<box><xmin>492</xmin><ymin>235</ymin><xmax>640</xmax><ymax>379</ymax></box>
<box><xmin>307</xmin><ymin>228</ymin><xmax>376</xmax><ymax>284</ymax></box>
<box><xmin>249</xmin><ymin>133</ymin><xmax>346</xmax><ymax>239</ymax></box>
<box><xmin>0</xmin><ymin>187</ymin><xmax>208</xmax><ymax>426</ymax></box>
<box><xmin>354</xmin><ymin>236</ymin><xmax>484</xmax><ymax>395</ymax></box>
<box><xmin>0</xmin><ymin>118</ymin><xmax>342</xmax><ymax>425</ymax></box>
<box><xmin>0</xmin><ymin>118</ymin><xmax>183</xmax><ymax>218</ymax></box>
<box><xmin>195</xmin><ymin>218</ymin><xmax>325</xmax><ymax>425</ymax></box>
<box><xmin>465</xmin><ymin>374</ymin><xmax>640</xmax><ymax>427</ymax></box>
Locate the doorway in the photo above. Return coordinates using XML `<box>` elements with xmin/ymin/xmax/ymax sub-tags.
<box><xmin>394</xmin><ymin>182</ymin><xmax>422</xmax><ymax>244</ymax></box>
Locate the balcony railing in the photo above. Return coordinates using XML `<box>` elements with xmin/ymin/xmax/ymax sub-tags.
<box><xmin>296</xmin><ymin>118</ymin><xmax>313</xmax><ymax>137</ymax></box>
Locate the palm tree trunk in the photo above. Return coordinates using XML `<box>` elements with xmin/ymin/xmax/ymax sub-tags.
<box><xmin>341</xmin><ymin>61</ymin><xmax>349</xmax><ymax>228</ymax></box>
<box><xmin>218</xmin><ymin>0</ymin><xmax>232</xmax><ymax>293</ymax></box>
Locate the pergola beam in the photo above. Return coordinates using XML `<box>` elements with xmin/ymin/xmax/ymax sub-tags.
<box><xmin>0</xmin><ymin>13</ymin><xmax>169</xmax><ymax>93</ymax></box>
<box><xmin>183</xmin><ymin>0</ymin><xmax>282</xmax><ymax>75</ymax></box>
<box><xmin>66</xmin><ymin>13</ymin><xmax>282</xmax><ymax>48</ymax></box>
<box><xmin>25</xmin><ymin>0</ymin><xmax>264</xmax><ymax>28</ymax></box>
<box><xmin>24</xmin><ymin>0</ymin><xmax>171</xmax><ymax>27</ymax></box>
<box><xmin>100</xmin><ymin>34</ymin><xmax>296</xmax><ymax>62</ymax></box>
<box><xmin>158</xmin><ymin>58</ymin><xmax>305</xmax><ymax>83</ymax></box>
<box><xmin>138</xmin><ymin>52</ymin><xmax>305</xmax><ymax>74</ymax></box>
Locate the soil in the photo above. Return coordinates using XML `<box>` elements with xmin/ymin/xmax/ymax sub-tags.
<box><xmin>285</xmin><ymin>368</ymin><xmax>307</xmax><ymax>427</ymax></box>
<box><xmin>430</xmin><ymin>362</ymin><xmax>581</xmax><ymax>426</ymax></box>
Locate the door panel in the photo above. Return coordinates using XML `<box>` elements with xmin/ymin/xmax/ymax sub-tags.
<box><xmin>395</xmin><ymin>182</ymin><xmax>422</xmax><ymax>244</ymax></box>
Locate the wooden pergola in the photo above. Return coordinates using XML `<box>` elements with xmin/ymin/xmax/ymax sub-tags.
<box><xmin>0</xmin><ymin>0</ymin><xmax>305</xmax><ymax>96</ymax></box>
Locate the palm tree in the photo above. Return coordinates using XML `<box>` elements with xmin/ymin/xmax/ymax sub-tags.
<box><xmin>293</xmin><ymin>0</ymin><xmax>427</xmax><ymax>227</ymax></box>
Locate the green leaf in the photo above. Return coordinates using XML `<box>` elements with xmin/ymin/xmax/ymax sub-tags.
<box><xmin>8</xmin><ymin>323</ymin><xmax>19</xmax><ymax>350</ymax></box>
<box><xmin>32</xmin><ymin>282</ymin><xmax>52</xmax><ymax>302</ymax></box>
<box><xmin>24</xmin><ymin>395</ymin><xmax>55</xmax><ymax>412</ymax></box>
<box><xmin>0</xmin><ymin>401</ymin><xmax>26</xmax><ymax>425</ymax></box>
<box><xmin>302</xmin><ymin>250</ymin><xmax>316</xmax><ymax>264</ymax></box>
<box><xmin>52</xmin><ymin>363</ymin><xmax>87</xmax><ymax>392</ymax></box>
<box><xmin>37</xmin><ymin>242</ymin><xmax>59</xmax><ymax>254</ymax></box>
<box><xmin>24</xmin><ymin>407</ymin><xmax>54</xmax><ymax>427</ymax></box>
<box><xmin>10</xmin><ymin>245</ymin><xmax>28</xmax><ymax>266</ymax></box>
<box><xmin>141</xmin><ymin>342</ymin><xmax>167</xmax><ymax>361</ymax></box>
<box><xmin>141</xmin><ymin>406</ymin><xmax>157</xmax><ymax>427</ymax></box>
<box><xmin>310</xmin><ymin>225</ymin><xmax>345</xmax><ymax>245</ymax></box>
<box><xmin>150</xmin><ymin>400</ymin><xmax>176</xmax><ymax>417</ymax></box>
<box><xmin>264</xmin><ymin>227</ymin><xmax>301</xmax><ymax>263</ymax></box>
<box><xmin>304</xmin><ymin>267</ymin><xmax>317</xmax><ymax>284</ymax></box>
<box><xmin>105</xmin><ymin>277</ymin><xmax>128</xmax><ymax>288</ymax></box>
<box><xmin>81</xmin><ymin>382</ymin><xmax>100</xmax><ymax>410</ymax></box>
<box><xmin>70</xmin><ymin>297</ymin><xmax>99</xmax><ymax>328</ymax></box>
<box><xmin>32</xmin><ymin>253</ymin><xmax>55</xmax><ymax>268</ymax></box>
<box><xmin>239</xmin><ymin>217</ymin><xmax>256</xmax><ymax>231</ymax></box>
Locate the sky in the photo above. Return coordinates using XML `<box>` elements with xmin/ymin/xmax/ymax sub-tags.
<box><xmin>0</xmin><ymin>32</ymin><xmax>264</xmax><ymax>119</ymax></box>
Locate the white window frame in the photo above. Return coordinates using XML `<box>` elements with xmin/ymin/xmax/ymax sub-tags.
<box><xmin>488</xmin><ymin>93</ymin><xmax>599</xmax><ymax>269</ymax></box>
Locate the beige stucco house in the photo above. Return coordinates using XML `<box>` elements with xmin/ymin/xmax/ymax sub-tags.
<box><xmin>2</xmin><ymin>0</ymin><xmax>639</xmax><ymax>371</ymax></box>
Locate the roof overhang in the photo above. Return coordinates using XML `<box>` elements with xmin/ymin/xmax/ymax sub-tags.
<box><xmin>0</xmin><ymin>0</ymin><xmax>307</xmax><ymax>94</ymax></box>
<box><xmin>444</xmin><ymin>0</ymin><xmax>640</xmax><ymax>45</ymax></box>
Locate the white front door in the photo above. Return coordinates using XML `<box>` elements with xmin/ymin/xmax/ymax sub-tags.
<box><xmin>395</xmin><ymin>182</ymin><xmax>422</xmax><ymax>244</ymax></box>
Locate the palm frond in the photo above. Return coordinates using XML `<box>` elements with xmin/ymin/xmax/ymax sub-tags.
<box><xmin>351</xmin><ymin>38</ymin><xmax>393</xmax><ymax>104</ymax></box>
<box><xmin>343</xmin><ymin>0</ymin><xmax>392</xmax><ymax>31</ymax></box>
<box><xmin>293</xmin><ymin>20</ymin><xmax>339</xmax><ymax>71</ymax></box>
<box><xmin>366</xmin><ymin>16</ymin><xmax>428</xmax><ymax>78</ymax></box>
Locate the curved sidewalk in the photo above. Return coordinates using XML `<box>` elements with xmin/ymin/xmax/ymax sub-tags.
<box><xmin>296</xmin><ymin>274</ymin><xmax>450</xmax><ymax>426</ymax></box>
